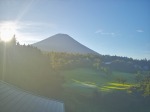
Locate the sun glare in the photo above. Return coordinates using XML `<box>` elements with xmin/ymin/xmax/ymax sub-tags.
<box><xmin>0</xmin><ymin>22</ymin><xmax>18</xmax><ymax>42</ymax></box>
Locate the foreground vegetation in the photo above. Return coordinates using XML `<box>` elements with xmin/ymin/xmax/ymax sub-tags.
<box><xmin>61</xmin><ymin>68</ymin><xmax>150</xmax><ymax>112</ymax></box>
<box><xmin>0</xmin><ymin>37</ymin><xmax>64</xmax><ymax>98</ymax></box>
<box><xmin>0</xmin><ymin>37</ymin><xmax>150</xmax><ymax>112</ymax></box>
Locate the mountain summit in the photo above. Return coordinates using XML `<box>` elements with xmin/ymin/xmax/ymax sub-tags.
<box><xmin>33</xmin><ymin>33</ymin><xmax>98</xmax><ymax>54</ymax></box>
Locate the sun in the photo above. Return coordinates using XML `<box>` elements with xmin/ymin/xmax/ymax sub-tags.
<box><xmin>0</xmin><ymin>22</ymin><xmax>18</xmax><ymax>42</ymax></box>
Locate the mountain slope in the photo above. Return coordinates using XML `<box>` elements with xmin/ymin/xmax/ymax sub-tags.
<box><xmin>33</xmin><ymin>33</ymin><xmax>98</xmax><ymax>54</ymax></box>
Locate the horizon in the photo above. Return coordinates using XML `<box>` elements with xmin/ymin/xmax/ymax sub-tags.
<box><xmin>0</xmin><ymin>0</ymin><xmax>150</xmax><ymax>60</ymax></box>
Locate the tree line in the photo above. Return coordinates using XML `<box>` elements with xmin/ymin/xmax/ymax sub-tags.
<box><xmin>0</xmin><ymin>37</ymin><xmax>64</xmax><ymax>99</ymax></box>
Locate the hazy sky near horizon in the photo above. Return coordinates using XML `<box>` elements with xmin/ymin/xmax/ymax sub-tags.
<box><xmin>0</xmin><ymin>0</ymin><xmax>150</xmax><ymax>59</ymax></box>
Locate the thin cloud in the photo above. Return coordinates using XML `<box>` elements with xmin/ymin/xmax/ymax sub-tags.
<box><xmin>136</xmin><ymin>29</ymin><xmax>144</xmax><ymax>33</ymax></box>
<box><xmin>95</xmin><ymin>29</ymin><xmax>117</xmax><ymax>37</ymax></box>
<box><xmin>95</xmin><ymin>29</ymin><xmax>103</xmax><ymax>34</ymax></box>
<box><xmin>17</xmin><ymin>21</ymin><xmax>57</xmax><ymax>31</ymax></box>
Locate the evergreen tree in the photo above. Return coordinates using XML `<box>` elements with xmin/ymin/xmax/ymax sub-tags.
<box><xmin>10</xmin><ymin>35</ymin><xmax>16</xmax><ymax>46</ymax></box>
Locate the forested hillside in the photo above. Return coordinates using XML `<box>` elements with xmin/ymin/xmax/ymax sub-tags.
<box><xmin>101</xmin><ymin>55</ymin><xmax>150</xmax><ymax>73</ymax></box>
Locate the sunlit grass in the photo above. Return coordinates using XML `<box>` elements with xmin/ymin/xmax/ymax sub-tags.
<box><xmin>108</xmin><ymin>82</ymin><xmax>132</xmax><ymax>87</ymax></box>
<box><xmin>103</xmin><ymin>86</ymin><xmax>127</xmax><ymax>90</ymax></box>
<box><xmin>71</xmin><ymin>79</ymin><xmax>134</xmax><ymax>92</ymax></box>
<box><xmin>100</xmin><ymin>82</ymin><xmax>134</xmax><ymax>91</ymax></box>
<box><xmin>72</xmin><ymin>79</ymin><xmax>97</xmax><ymax>88</ymax></box>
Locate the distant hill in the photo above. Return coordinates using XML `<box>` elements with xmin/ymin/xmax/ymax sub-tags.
<box><xmin>33</xmin><ymin>33</ymin><xmax>98</xmax><ymax>54</ymax></box>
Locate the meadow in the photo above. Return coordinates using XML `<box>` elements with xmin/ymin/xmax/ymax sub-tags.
<box><xmin>60</xmin><ymin>68</ymin><xmax>150</xmax><ymax>112</ymax></box>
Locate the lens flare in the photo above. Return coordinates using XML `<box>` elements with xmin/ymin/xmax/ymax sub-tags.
<box><xmin>0</xmin><ymin>22</ymin><xmax>18</xmax><ymax>42</ymax></box>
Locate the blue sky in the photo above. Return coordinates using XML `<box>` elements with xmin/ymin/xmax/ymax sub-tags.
<box><xmin>0</xmin><ymin>0</ymin><xmax>150</xmax><ymax>59</ymax></box>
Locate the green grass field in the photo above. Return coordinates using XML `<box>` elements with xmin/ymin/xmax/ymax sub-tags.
<box><xmin>62</xmin><ymin>68</ymin><xmax>135</xmax><ymax>93</ymax></box>
<box><xmin>61</xmin><ymin>68</ymin><xmax>140</xmax><ymax>112</ymax></box>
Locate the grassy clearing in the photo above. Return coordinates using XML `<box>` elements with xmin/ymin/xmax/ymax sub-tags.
<box><xmin>111</xmin><ymin>71</ymin><xmax>136</xmax><ymax>83</ymax></box>
<box><xmin>62</xmin><ymin>68</ymin><xmax>110</xmax><ymax>85</ymax></box>
<box><xmin>61</xmin><ymin>68</ymin><xmax>149</xmax><ymax>112</ymax></box>
<box><xmin>62</xmin><ymin>68</ymin><xmax>135</xmax><ymax>92</ymax></box>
